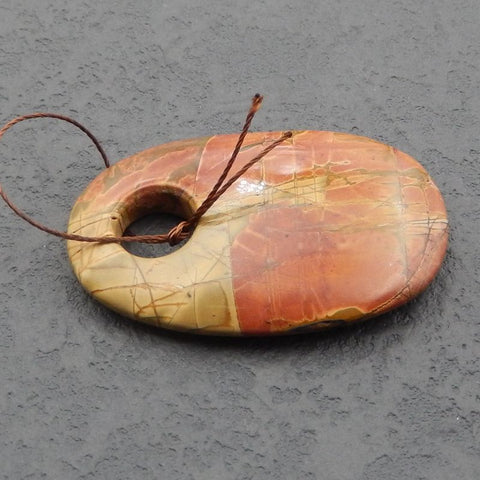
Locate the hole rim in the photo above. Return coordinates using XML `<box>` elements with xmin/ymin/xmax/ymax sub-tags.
<box><xmin>111</xmin><ymin>184</ymin><xmax>197</xmax><ymax>259</ymax></box>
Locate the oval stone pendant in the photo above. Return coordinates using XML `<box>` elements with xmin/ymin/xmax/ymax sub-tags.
<box><xmin>67</xmin><ymin>131</ymin><xmax>448</xmax><ymax>335</ymax></box>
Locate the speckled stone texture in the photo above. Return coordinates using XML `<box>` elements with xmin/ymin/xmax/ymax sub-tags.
<box><xmin>0</xmin><ymin>1</ymin><xmax>478</xmax><ymax>479</ymax></box>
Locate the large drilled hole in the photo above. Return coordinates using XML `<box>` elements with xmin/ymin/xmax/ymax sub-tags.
<box><xmin>120</xmin><ymin>187</ymin><xmax>195</xmax><ymax>258</ymax></box>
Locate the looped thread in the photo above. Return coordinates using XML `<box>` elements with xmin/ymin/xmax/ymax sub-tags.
<box><xmin>0</xmin><ymin>96</ymin><xmax>293</xmax><ymax>245</ymax></box>
<box><xmin>167</xmin><ymin>220</ymin><xmax>190</xmax><ymax>246</ymax></box>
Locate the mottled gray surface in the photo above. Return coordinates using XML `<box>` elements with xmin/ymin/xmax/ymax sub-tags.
<box><xmin>0</xmin><ymin>1</ymin><xmax>479</xmax><ymax>479</ymax></box>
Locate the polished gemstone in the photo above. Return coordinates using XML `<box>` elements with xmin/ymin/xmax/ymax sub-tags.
<box><xmin>67</xmin><ymin>131</ymin><xmax>448</xmax><ymax>335</ymax></box>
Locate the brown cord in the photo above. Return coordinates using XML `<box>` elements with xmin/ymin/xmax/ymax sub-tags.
<box><xmin>0</xmin><ymin>113</ymin><xmax>110</xmax><ymax>167</ymax></box>
<box><xmin>0</xmin><ymin>97</ymin><xmax>292</xmax><ymax>246</ymax></box>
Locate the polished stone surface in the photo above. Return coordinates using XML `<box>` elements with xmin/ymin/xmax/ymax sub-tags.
<box><xmin>68</xmin><ymin>131</ymin><xmax>447</xmax><ymax>334</ymax></box>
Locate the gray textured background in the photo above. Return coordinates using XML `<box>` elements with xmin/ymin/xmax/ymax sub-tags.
<box><xmin>0</xmin><ymin>1</ymin><xmax>479</xmax><ymax>479</ymax></box>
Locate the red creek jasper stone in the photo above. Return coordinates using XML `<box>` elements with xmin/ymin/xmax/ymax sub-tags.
<box><xmin>67</xmin><ymin>131</ymin><xmax>448</xmax><ymax>335</ymax></box>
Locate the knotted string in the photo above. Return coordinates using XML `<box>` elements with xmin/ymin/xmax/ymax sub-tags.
<box><xmin>0</xmin><ymin>95</ymin><xmax>292</xmax><ymax>246</ymax></box>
